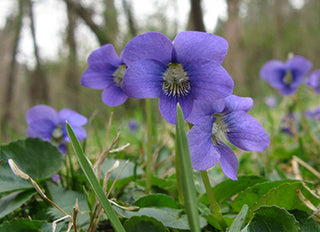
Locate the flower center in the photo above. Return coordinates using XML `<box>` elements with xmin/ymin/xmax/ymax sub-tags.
<box><xmin>283</xmin><ymin>70</ymin><xmax>293</xmax><ymax>84</ymax></box>
<box><xmin>162</xmin><ymin>63</ymin><xmax>191</xmax><ymax>97</ymax></box>
<box><xmin>113</xmin><ymin>64</ymin><xmax>126</xmax><ymax>87</ymax></box>
<box><xmin>211</xmin><ymin>117</ymin><xmax>229</xmax><ymax>145</ymax></box>
<box><xmin>52</xmin><ymin>125</ymin><xmax>64</xmax><ymax>145</ymax></box>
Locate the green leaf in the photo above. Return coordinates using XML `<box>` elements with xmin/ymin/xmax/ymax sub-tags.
<box><xmin>248</xmin><ymin>181</ymin><xmax>320</xmax><ymax>217</ymax></box>
<box><xmin>0</xmin><ymin>190</ymin><xmax>36</xmax><ymax>219</ymax></box>
<box><xmin>290</xmin><ymin>210</ymin><xmax>320</xmax><ymax>232</ymax></box>
<box><xmin>0</xmin><ymin>219</ymin><xmax>51</xmax><ymax>232</ymax></box>
<box><xmin>200</xmin><ymin>175</ymin><xmax>268</xmax><ymax>205</ymax></box>
<box><xmin>0</xmin><ymin>161</ymin><xmax>31</xmax><ymax>193</ymax></box>
<box><xmin>0</xmin><ymin>138</ymin><xmax>63</xmax><ymax>192</ymax></box>
<box><xmin>137</xmin><ymin>175</ymin><xmax>177</xmax><ymax>194</ymax></box>
<box><xmin>124</xmin><ymin>216</ymin><xmax>169</xmax><ymax>232</ymax></box>
<box><xmin>46</xmin><ymin>182</ymin><xmax>90</xmax><ymax>228</ymax></box>
<box><xmin>66</xmin><ymin>122</ymin><xmax>126</xmax><ymax>232</ymax></box>
<box><xmin>175</xmin><ymin>104</ymin><xmax>201</xmax><ymax>232</ymax></box>
<box><xmin>229</xmin><ymin>204</ymin><xmax>248</xmax><ymax>232</ymax></box>
<box><xmin>242</xmin><ymin>206</ymin><xmax>300</xmax><ymax>232</ymax></box>
<box><xmin>232</xmin><ymin>179</ymin><xmax>297</xmax><ymax>211</ymax></box>
<box><xmin>114</xmin><ymin>207</ymin><xmax>207</xmax><ymax>230</ymax></box>
<box><xmin>133</xmin><ymin>193</ymin><xmax>179</xmax><ymax>209</ymax></box>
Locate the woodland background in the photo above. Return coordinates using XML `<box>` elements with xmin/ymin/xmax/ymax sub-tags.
<box><xmin>1</xmin><ymin>0</ymin><xmax>320</xmax><ymax>140</ymax></box>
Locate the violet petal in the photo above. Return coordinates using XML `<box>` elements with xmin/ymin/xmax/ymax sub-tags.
<box><xmin>185</xmin><ymin>59</ymin><xmax>234</xmax><ymax>100</ymax></box>
<box><xmin>59</xmin><ymin>109</ymin><xmax>88</xmax><ymax>126</ymax></box>
<box><xmin>174</xmin><ymin>31</ymin><xmax>228</xmax><ymax>65</ymax></box>
<box><xmin>122</xmin><ymin>32</ymin><xmax>172</xmax><ymax>65</ymax></box>
<box><xmin>26</xmin><ymin>105</ymin><xmax>59</xmax><ymax>125</ymax></box>
<box><xmin>217</xmin><ymin>143</ymin><xmax>238</xmax><ymax>180</ymax></box>
<box><xmin>123</xmin><ymin>59</ymin><xmax>166</xmax><ymax>98</ymax></box>
<box><xmin>101</xmin><ymin>84</ymin><xmax>128</xmax><ymax>106</ymax></box>
<box><xmin>224</xmin><ymin>111</ymin><xmax>270</xmax><ymax>152</ymax></box>
<box><xmin>223</xmin><ymin>95</ymin><xmax>254</xmax><ymax>113</ymax></box>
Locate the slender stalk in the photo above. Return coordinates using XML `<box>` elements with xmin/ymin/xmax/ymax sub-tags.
<box><xmin>145</xmin><ymin>98</ymin><xmax>153</xmax><ymax>193</ymax></box>
<box><xmin>200</xmin><ymin>170</ymin><xmax>227</xmax><ymax>231</ymax></box>
<box><xmin>67</xmin><ymin>144</ymin><xmax>76</xmax><ymax>189</ymax></box>
<box><xmin>64</xmin><ymin>152</ymin><xmax>71</xmax><ymax>188</ymax></box>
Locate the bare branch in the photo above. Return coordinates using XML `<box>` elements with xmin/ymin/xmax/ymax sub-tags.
<box><xmin>65</xmin><ymin>0</ymin><xmax>109</xmax><ymax>45</ymax></box>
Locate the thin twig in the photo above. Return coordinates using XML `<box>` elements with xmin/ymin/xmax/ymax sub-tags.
<box><xmin>292</xmin><ymin>159</ymin><xmax>302</xmax><ymax>180</ymax></box>
<box><xmin>103</xmin><ymin>161</ymin><xmax>120</xmax><ymax>192</ymax></box>
<box><xmin>103</xmin><ymin>112</ymin><xmax>114</xmax><ymax>152</ymax></box>
<box><xmin>151</xmin><ymin>145</ymin><xmax>163</xmax><ymax>170</ymax></box>
<box><xmin>8</xmin><ymin>159</ymin><xmax>69</xmax><ymax>217</ymax></box>
<box><xmin>52</xmin><ymin>215</ymin><xmax>72</xmax><ymax>232</ymax></box>
<box><xmin>296</xmin><ymin>188</ymin><xmax>319</xmax><ymax>215</ymax></box>
<box><xmin>8</xmin><ymin>159</ymin><xmax>77</xmax><ymax>232</ymax></box>
<box><xmin>72</xmin><ymin>199</ymin><xmax>79</xmax><ymax>232</ymax></box>
<box><xmin>107</xmin><ymin>160</ymin><xmax>129</xmax><ymax>198</ymax></box>
<box><xmin>293</xmin><ymin>155</ymin><xmax>320</xmax><ymax>179</ymax></box>
<box><xmin>89</xmin><ymin>160</ymin><xmax>128</xmax><ymax>232</ymax></box>
<box><xmin>108</xmin><ymin>199</ymin><xmax>139</xmax><ymax>210</ymax></box>
<box><xmin>93</xmin><ymin>112</ymin><xmax>114</xmax><ymax>174</ymax></box>
<box><xmin>109</xmin><ymin>143</ymin><xmax>130</xmax><ymax>153</ymax></box>
<box><xmin>94</xmin><ymin>130</ymin><xmax>120</xmax><ymax>179</ymax></box>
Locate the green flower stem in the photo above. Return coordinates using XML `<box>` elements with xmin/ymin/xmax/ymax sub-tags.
<box><xmin>63</xmin><ymin>152</ymin><xmax>71</xmax><ymax>188</ymax></box>
<box><xmin>145</xmin><ymin>98</ymin><xmax>153</xmax><ymax>193</ymax></box>
<box><xmin>200</xmin><ymin>170</ymin><xmax>227</xmax><ymax>231</ymax></box>
<box><xmin>67</xmin><ymin>144</ymin><xmax>76</xmax><ymax>189</ymax></box>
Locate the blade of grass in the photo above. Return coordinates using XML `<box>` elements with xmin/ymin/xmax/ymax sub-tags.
<box><xmin>200</xmin><ymin>170</ymin><xmax>227</xmax><ymax>231</ymax></box>
<box><xmin>175</xmin><ymin>104</ymin><xmax>200</xmax><ymax>232</ymax></box>
<box><xmin>145</xmin><ymin>98</ymin><xmax>153</xmax><ymax>193</ymax></box>
<box><xmin>66</xmin><ymin>122</ymin><xmax>125</xmax><ymax>232</ymax></box>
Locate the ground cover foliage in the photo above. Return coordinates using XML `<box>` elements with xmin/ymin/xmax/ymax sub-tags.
<box><xmin>1</xmin><ymin>28</ymin><xmax>320</xmax><ymax>232</ymax></box>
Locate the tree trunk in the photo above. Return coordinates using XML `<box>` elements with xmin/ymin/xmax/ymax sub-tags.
<box><xmin>104</xmin><ymin>0</ymin><xmax>119</xmax><ymax>43</ymax></box>
<box><xmin>65</xmin><ymin>0</ymin><xmax>110</xmax><ymax>45</ymax></box>
<box><xmin>65</xmin><ymin>0</ymin><xmax>80</xmax><ymax>109</ymax></box>
<box><xmin>223</xmin><ymin>0</ymin><xmax>245</xmax><ymax>94</ymax></box>
<box><xmin>28</xmin><ymin>0</ymin><xmax>49</xmax><ymax>105</ymax></box>
<box><xmin>122</xmin><ymin>0</ymin><xmax>137</xmax><ymax>37</ymax></box>
<box><xmin>2</xmin><ymin>0</ymin><xmax>24</xmax><ymax>132</ymax></box>
<box><xmin>273</xmin><ymin>0</ymin><xmax>286</xmax><ymax>59</ymax></box>
<box><xmin>188</xmin><ymin>0</ymin><xmax>206</xmax><ymax>31</ymax></box>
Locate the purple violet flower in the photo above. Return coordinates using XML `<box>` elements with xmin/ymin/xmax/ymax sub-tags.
<box><xmin>128</xmin><ymin>120</ymin><xmax>139</xmax><ymax>133</ymax></box>
<box><xmin>121</xmin><ymin>31</ymin><xmax>234</xmax><ymax>124</ymax></box>
<box><xmin>305</xmin><ymin>107</ymin><xmax>320</xmax><ymax>121</ymax></box>
<box><xmin>306</xmin><ymin>69</ymin><xmax>320</xmax><ymax>94</ymax></box>
<box><xmin>186</xmin><ymin>95</ymin><xmax>270</xmax><ymax>180</ymax></box>
<box><xmin>260</xmin><ymin>55</ymin><xmax>312</xmax><ymax>95</ymax></box>
<box><xmin>52</xmin><ymin>174</ymin><xmax>60</xmax><ymax>182</ymax></box>
<box><xmin>81</xmin><ymin>44</ymin><xmax>128</xmax><ymax>106</ymax></box>
<box><xmin>26</xmin><ymin>105</ymin><xmax>87</xmax><ymax>154</ymax></box>
<box><xmin>265</xmin><ymin>96</ymin><xmax>277</xmax><ymax>108</ymax></box>
<box><xmin>280</xmin><ymin>112</ymin><xmax>295</xmax><ymax>137</ymax></box>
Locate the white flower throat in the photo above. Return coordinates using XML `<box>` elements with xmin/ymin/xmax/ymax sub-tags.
<box><xmin>113</xmin><ymin>64</ymin><xmax>126</xmax><ymax>87</ymax></box>
<box><xmin>162</xmin><ymin>63</ymin><xmax>191</xmax><ymax>97</ymax></box>
<box><xmin>283</xmin><ymin>69</ymin><xmax>293</xmax><ymax>84</ymax></box>
<box><xmin>211</xmin><ymin>116</ymin><xmax>229</xmax><ymax>145</ymax></box>
<box><xmin>52</xmin><ymin>125</ymin><xmax>63</xmax><ymax>145</ymax></box>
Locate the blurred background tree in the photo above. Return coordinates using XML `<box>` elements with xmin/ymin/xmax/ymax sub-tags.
<box><xmin>0</xmin><ymin>0</ymin><xmax>319</xmax><ymax>141</ymax></box>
